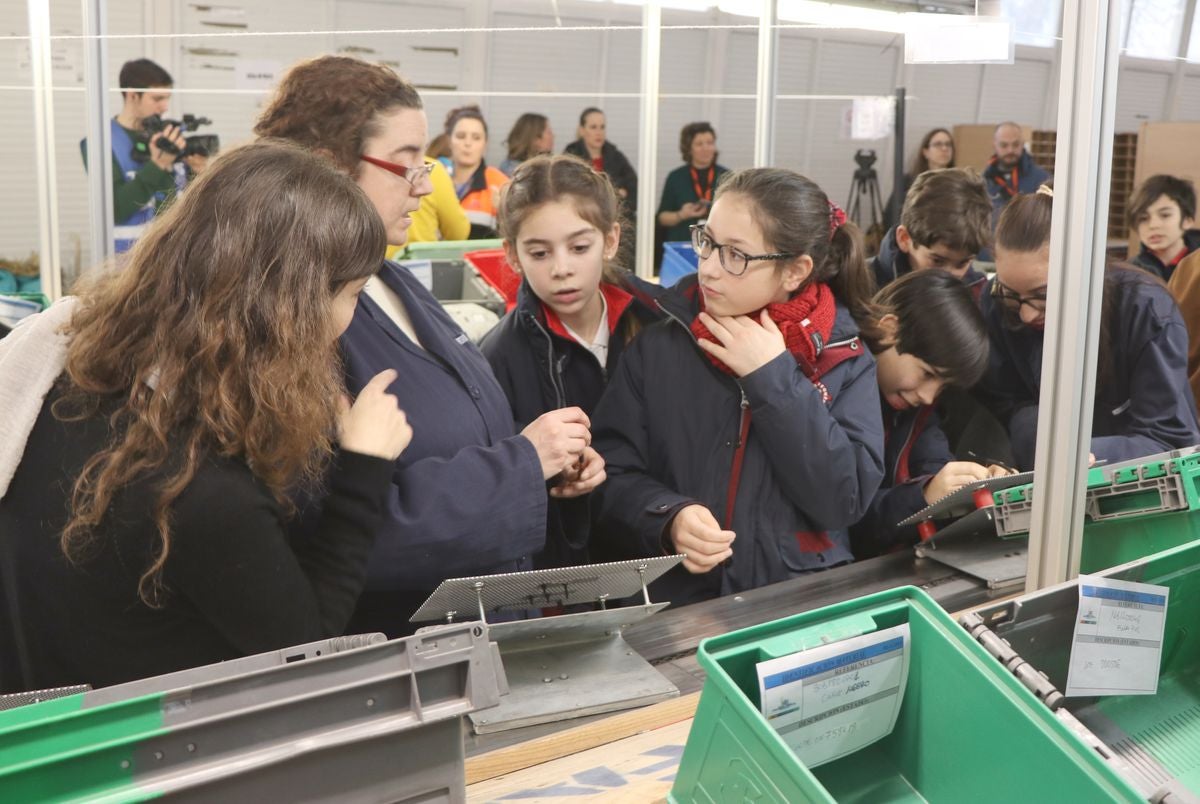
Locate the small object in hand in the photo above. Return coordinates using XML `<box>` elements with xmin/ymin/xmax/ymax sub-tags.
<box><xmin>966</xmin><ymin>450</ymin><xmax>1017</xmax><ymax>475</ymax></box>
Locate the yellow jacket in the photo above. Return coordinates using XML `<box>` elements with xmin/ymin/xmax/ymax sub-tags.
<box><xmin>386</xmin><ymin>158</ymin><xmax>469</xmax><ymax>258</ymax></box>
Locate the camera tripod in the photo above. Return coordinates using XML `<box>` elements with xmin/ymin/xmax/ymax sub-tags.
<box><xmin>846</xmin><ymin>163</ymin><xmax>884</xmax><ymax>232</ymax></box>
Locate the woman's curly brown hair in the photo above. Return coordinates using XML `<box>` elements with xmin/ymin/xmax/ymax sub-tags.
<box><xmin>56</xmin><ymin>140</ymin><xmax>385</xmax><ymax>606</ymax></box>
<box><xmin>253</xmin><ymin>55</ymin><xmax>423</xmax><ymax>173</ymax></box>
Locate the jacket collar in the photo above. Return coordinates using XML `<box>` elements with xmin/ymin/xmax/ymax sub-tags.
<box><xmin>1137</xmin><ymin>229</ymin><xmax>1200</xmax><ymax>271</ymax></box>
<box><xmin>517</xmin><ymin>277</ymin><xmax>641</xmax><ymax>343</ymax></box>
<box><xmin>466</xmin><ymin>159</ymin><xmax>491</xmax><ymax>194</ymax></box>
<box><xmin>876</xmin><ymin>226</ymin><xmax>911</xmax><ymax>282</ymax></box>
<box><xmin>985</xmin><ymin>150</ymin><xmax>1039</xmax><ymax>180</ymax></box>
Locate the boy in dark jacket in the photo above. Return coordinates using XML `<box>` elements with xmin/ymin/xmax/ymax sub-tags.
<box><xmin>849</xmin><ymin>271</ymin><xmax>1008</xmax><ymax>559</ymax></box>
<box><xmin>870</xmin><ymin>167</ymin><xmax>992</xmax><ymax>301</ymax></box>
<box><xmin>1128</xmin><ymin>174</ymin><xmax>1200</xmax><ymax>282</ymax></box>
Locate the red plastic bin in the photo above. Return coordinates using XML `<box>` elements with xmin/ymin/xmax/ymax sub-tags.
<box><xmin>465</xmin><ymin>248</ymin><xmax>521</xmax><ymax>312</ymax></box>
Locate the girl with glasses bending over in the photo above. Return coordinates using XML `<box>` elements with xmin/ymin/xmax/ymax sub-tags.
<box><xmin>978</xmin><ymin>186</ymin><xmax>1200</xmax><ymax>470</ymax></box>
<box><xmin>590</xmin><ymin>168</ymin><xmax>885</xmax><ymax>606</ymax></box>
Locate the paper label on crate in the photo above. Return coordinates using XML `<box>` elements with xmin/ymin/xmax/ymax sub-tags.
<box><xmin>1065</xmin><ymin>575</ymin><xmax>1168</xmax><ymax>697</ymax></box>
<box><xmin>756</xmin><ymin>623</ymin><xmax>910</xmax><ymax>769</ymax></box>
<box><xmin>397</xmin><ymin>260</ymin><xmax>434</xmax><ymax>291</ymax></box>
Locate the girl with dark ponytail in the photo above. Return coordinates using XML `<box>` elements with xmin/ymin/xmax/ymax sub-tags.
<box><xmin>591</xmin><ymin>167</ymin><xmax>885</xmax><ymax>605</ymax></box>
<box><xmin>978</xmin><ymin>186</ymin><xmax>1200</xmax><ymax>469</ymax></box>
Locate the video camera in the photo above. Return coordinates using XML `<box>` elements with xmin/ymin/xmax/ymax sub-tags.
<box><xmin>854</xmin><ymin>149</ymin><xmax>877</xmax><ymax>171</ymax></box>
<box><xmin>133</xmin><ymin>114</ymin><xmax>219</xmax><ymax>162</ymax></box>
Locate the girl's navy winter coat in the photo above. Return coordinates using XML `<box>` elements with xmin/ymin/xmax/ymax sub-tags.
<box><xmin>590</xmin><ymin>275</ymin><xmax>885</xmax><ymax>607</ymax></box>
<box><xmin>850</xmin><ymin>402</ymin><xmax>953</xmax><ymax>559</ymax></box>
<box><xmin>479</xmin><ymin>274</ymin><xmax>666</xmax><ymax>568</ymax></box>
<box><xmin>302</xmin><ymin>261</ymin><xmax>548</xmax><ymax>637</ymax></box>
<box><xmin>977</xmin><ymin>269</ymin><xmax>1200</xmax><ymax>469</ymax></box>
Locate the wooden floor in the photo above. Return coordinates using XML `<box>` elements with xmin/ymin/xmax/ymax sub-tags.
<box><xmin>466</xmin><ymin>694</ymin><xmax>700</xmax><ymax>803</ymax></box>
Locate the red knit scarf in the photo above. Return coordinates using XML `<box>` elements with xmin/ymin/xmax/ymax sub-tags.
<box><xmin>690</xmin><ymin>281</ymin><xmax>837</xmax><ymax>379</ymax></box>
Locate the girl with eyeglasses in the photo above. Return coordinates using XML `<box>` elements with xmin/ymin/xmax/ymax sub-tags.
<box><xmin>256</xmin><ymin>57</ymin><xmax>593</xmax><ymax>637</ymax></box>
<box><xmin>590</xmin><ymin>168</ymin><xmax>885</xmax><ymax>605</ymax></box>
<box><xmin>978</xmin><ymin>187</ymin><xmax>1200</xmax><ymax>470</ymax></box>
<box><xmin>480</xmin><ymin>155</ymin><xmax>668</xmax><ymax>568</ymax></box>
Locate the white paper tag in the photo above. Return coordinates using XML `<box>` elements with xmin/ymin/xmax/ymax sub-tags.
<box><xmin>1065</xmin><ymin>575</ymin><xmax>1168</xmax><ymax>697</ymax></box>
<box><xmin>757</xmin><ymin>623</ymin><xmax>910</xmax><ymax>769</ymax></box>
<box><xmin>397</xmin><ymin>260</ymin><xmax>434</xmax><ymax>291</ymax></box>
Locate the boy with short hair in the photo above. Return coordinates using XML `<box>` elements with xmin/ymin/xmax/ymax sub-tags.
<box><xmin>871</xmin><ymin>167</ymin><xmax>994</xmax><ymax>301</ymax></box>
<box><xmin>1128</xmin><ymin>174</ymin><xmax>1199</xmax><ymax>282</ymax></box>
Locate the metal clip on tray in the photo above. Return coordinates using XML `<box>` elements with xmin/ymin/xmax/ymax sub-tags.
<box><xmin>411</xmin><ymin>555</ymin><xmax>684</xmax><ymax>734</ymax></box>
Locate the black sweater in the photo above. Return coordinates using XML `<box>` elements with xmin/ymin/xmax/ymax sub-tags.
<box><xmin>0</xmin><ymin>383</ymin><xmax>393</xmax><ymax>692</ymax></box>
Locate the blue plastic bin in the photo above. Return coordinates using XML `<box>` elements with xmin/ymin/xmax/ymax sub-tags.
<box><xmin>661</xmin><ymin>241</ymin><xmax>699</xmax><ymax>287</ymax></box>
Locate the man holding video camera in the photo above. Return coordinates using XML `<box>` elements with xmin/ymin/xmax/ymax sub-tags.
<box><xmin>80</xmin><ymin>59</ymin><xmax>193</xmax><ymax>253</ymax></box>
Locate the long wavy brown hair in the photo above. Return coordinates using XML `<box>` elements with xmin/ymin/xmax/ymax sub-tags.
<box><xmin>56</xmin><ymin>140</ymin><xmax>385</xmax><ymax>606</ymax></box>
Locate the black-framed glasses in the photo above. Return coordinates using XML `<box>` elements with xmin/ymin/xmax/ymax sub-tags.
<box><xmin>690</xmin><ymin>225</ymin><xmax>795</xmax><ymax>277</ymax></box>
<box><xmin>991</xmin><ymin>279</ymin><xmax>1047</xmax><ymax>325</ymax></box>
<box><xmin>359</xmin><ymin>154</ymin><xmax>433</xmax><ymax>188</ymax></box>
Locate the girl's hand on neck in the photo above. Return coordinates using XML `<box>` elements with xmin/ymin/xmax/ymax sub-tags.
<box><xmin>696</xmin><ymin>310</ymin><xmax>787</xmax><ymax>378</ymax></box>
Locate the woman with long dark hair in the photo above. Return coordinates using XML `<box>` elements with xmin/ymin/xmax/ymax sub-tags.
<box><xmin>884</xmin><ymin>128</ymin><xmax>956</xmax><ymax>229</ymax></box>
<box><xmin>500</xmin><ymin>113</ymin><xmax>554</xmax><ymax>176</ymax></box>
<box><xmin>0</xmin><ymin>141</ymin><xmax>413</xmax><ymax>691</ymax></box>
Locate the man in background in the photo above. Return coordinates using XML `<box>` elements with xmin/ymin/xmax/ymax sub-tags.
<box><xmin>983</xmin><ymin>121</ymin><xmax>1051</xmax><ymax>218</ymax></box>
<box><xmin>81</xmin><ymin>58</ymin><xmax>187</xmax><ymax>253</ymax></box>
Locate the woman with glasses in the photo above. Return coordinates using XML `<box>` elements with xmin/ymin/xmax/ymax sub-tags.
<box><xmin>255</xmin><ymin>57</ymin><xmax>597</xmax><ymax>637</ymax></box>
<box><xmin>979</xmin><ymin>186</ymin><xmax>1200</xmax><ymax>470</ymax></box>
<box><xmin>884</xmin><ymin>128</ymin><xmax>955</xmax><ymax>229</ymax></box>
<box><xmin>590</xmin><ymin>168</ymin><xmax>885</xmax><ymax>606</ymax></box>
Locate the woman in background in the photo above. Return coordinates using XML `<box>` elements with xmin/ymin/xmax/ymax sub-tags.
<box><xmin>444</xmin><ymin>105</ymin><xmax>510</xmax><ymax>239</ymax></box>
<box><xmin>657</xmin><ymin>122</ymin><xmax>730</xmax><ymax>244</ymax></box>
<box><xmin>564</xmin><ymin>108</ymin><xmax>637</xmax><ymax>214</ymax></box>
<box><xmin>884</xmin><ymin>127</ymin><xmax>956</xmax><ymax>229</ymax></box>
<box><xmin>500</xmin><ymin>113</ymin><xmax>554</xmax><ymax>176</ymax></box>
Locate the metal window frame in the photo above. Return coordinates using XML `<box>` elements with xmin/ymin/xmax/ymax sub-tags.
<box><xmin>1025</xmin><ymin>0</ymin><xmax>1124</xmax><ymax>590</ymax></box>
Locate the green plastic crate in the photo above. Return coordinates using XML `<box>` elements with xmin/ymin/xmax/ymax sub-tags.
<box><xmin>993</xmin><ymin>449</ymin><xmax>1200</xmax><ymax>573</ymax></box>
<box><xmin>397</xmin><ymin>238</ymin><xmax>503</xmax><ymax>262</ymax></box>
<box><xmin>964</xmin><ymin>538</ymin><xmax>1200</xmax><ymax>801</ymax></box>
<box><xmin>670</xmin><ymin>586</ymin><xmax>1142</xmax><ymax>803</ymax></box>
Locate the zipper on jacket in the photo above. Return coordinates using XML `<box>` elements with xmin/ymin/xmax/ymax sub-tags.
<box><xmin>720</xmin><ymin>391</ymin><xmax>751</xmax><ymax>569</ymax></box>
<box><xmin>528</xmin><ymin>315</ymin><xmax>567</xmax><ymax>409</ymax></box>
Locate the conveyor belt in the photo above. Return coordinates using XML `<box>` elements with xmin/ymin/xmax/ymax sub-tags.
<box><xmin>465</xmin><ymin>551</ymin><xmax>1005</xmax><ymax>757</ymax></box>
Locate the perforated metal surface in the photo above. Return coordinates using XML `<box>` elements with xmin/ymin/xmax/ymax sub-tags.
<box><xmin>897</xmin><ymin>471</ymin><xmax>1034</xmax><ymax>527</ymax></box>
<box><xmin>409</xmin><ymin>555</ymin><xmax>684</xmax><ymax>622</ymax></box>
<box><xmin>0</xmin><ymin>685</ymin><xmax>88</xmax><ymax>711</ymax></box>
<box><xmin>915</xmin><ymin>530</ymin><xmax>1028</xmax><ymax>589</ymax></box>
